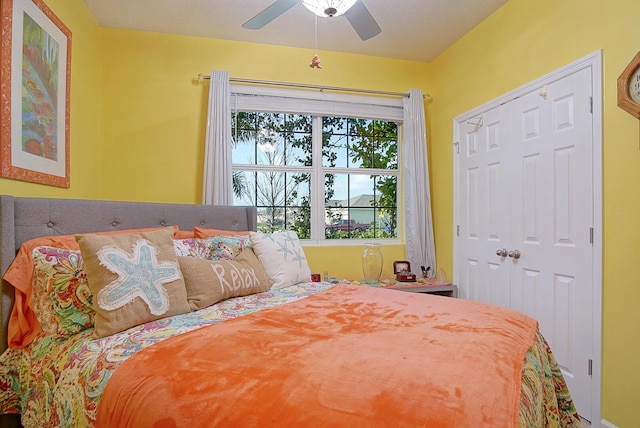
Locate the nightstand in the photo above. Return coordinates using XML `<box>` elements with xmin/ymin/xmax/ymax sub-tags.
<box><xmin>356</xmin><ymin>280</ymin><xmax>458</xmax><ymax>298</ymax></box>
<box><xmin>387</xmin><ymin>283</ymin><xmax>458</xmax><ymax>298</ymax></box>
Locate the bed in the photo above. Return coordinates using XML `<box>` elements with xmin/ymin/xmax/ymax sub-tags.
<box><xmin>0</xmin><ymin>195</ymin><xmax>582</xmax><ymax>427</ymax></box>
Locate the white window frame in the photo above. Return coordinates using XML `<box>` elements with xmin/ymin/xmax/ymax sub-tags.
<box><xmin>230</xmin><ymin>84</ymin><xmax>404</xmax><ymax>246</ymax></box>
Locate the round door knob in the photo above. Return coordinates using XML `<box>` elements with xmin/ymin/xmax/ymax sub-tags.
<box><xmin>496</xmin><ymin>248</ymin><xmax>508</xmax><ymax>257</ymax></box>
<box><xmin>508</xmin><ymin>249</ymin><xmax>521</xmax><ymax>259</ymax></box>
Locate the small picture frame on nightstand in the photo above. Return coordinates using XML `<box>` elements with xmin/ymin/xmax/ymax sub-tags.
<box><xmin>393</xmin><ymin>261</ymin><xmax>409</xmax><ymax>273</ymax></box>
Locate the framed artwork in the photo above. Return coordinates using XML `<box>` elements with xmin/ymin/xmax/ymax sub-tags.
<box><xmin>0</xmin><ymin>0</ymin><xmax>71</xmax><ymax>187</ymax></box>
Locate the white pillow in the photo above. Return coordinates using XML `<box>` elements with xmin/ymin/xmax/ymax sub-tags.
<box><xmin>249</xmin><ymin>231</ymin><xmax>312</xmax><ymax>289</ymax></box>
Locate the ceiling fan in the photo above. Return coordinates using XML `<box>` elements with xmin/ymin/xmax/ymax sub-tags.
<box><xmin>242</xmin><ymin>0</ymin><xmax>382</xmax><ymax>41</ymax></box>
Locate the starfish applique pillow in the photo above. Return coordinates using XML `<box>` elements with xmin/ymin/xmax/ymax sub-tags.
<box><xmin>77</xmin><ymin>228</ymin><xmax>190</xmax><ymax>338</ymax></box>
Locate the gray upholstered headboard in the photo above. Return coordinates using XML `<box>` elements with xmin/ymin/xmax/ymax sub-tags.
<box><xmin>0</xmin><ymin>195</ymin><xmax>257</xmax><ymax>355</ymax></box>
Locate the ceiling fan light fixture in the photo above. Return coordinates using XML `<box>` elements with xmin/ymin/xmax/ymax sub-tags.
<box><xmin>301</xmin><ymin>0</ymin><xmax>358</xmax><ymax>17</ymax></box>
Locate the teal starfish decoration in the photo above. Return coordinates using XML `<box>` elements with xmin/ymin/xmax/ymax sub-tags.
<box><xmin>283</xmin><ymin>231</ymin><xmax>298</xmax><ymax>246</ymax></box>
<box><xmin>292</xmin><ymin>246</ymin><xmax>306</xmax><ymax>268</ymax></box>
<box><xmin>96</xmin><ymin>239</ymin><xmax>181</xmax><ymax>316</ymax></box>
<box><xmin>276</xmin><ymin>239</ymin><xmax>293</xmax><ymax>259</ymax></box>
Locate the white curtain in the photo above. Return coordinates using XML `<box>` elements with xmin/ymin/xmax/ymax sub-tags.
<box><xmin>202</xmin><ymin>70</ymin><xmax>233</xmax><ymax>205</ymax></box>
<box><xmin>403</xmin><ymin>89</ymin><xmax>436</xmax><ymax>276</ymax></box>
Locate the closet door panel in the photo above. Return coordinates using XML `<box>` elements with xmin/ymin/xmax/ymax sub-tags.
<box><xmin>457</xmin><ymin>107</ymin><xmax>511</xmax><ymax>305</ymax></box>
<box><xmin>508</xmin><ymin>68</ymin><xmax>594</xmax><ymax>416</ymax></box>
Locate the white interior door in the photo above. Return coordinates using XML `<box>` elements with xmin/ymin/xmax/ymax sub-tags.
<box><xmin>507</xmin><ymin>68</ymin><xmax>594</xmax><ymax>421</ymax></box>
<box><xmin>457</xmin><ymin>105</ymin><xmax>512</xmax><ymax>309</ymax></box>
<box><xmin>454</xmin><ymin>64</ymin><xmax>597</xmax><ymax>421</ymax></box>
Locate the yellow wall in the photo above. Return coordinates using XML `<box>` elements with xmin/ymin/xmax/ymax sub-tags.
<box><xmin>0</xmin><ymin>0</ymin><xmax>102</xmax><ymax>198</ymax></box>
<box><xmin>428</xmin><ymin>0</ymin><xmax>640</xmax><ymax>425</ymax></box>
<box><xmin>96</xmin><ymin>28</ymin><xmax>430</xmax><ymax>280</ymax></box>
<box><xmin>6</xmin><ymin>0</ymin><xmax>640</xmax><ymax>424</ymax></box>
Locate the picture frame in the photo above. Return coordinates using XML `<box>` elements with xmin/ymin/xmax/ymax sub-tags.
<box><xmin>0</xmin><ymin>0</ymin><xmax>71</xmax><ymax>187</ymax></box>
<box><xmin>393</xmin><ymin>260</ymin><xmax>410</xmax><ymax>274</ymax></box>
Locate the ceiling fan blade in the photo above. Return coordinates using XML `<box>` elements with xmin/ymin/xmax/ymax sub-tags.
<box><xmin>242</xmin><ymin>0</ymin><xmax>298</xmax><ymax>30</ymax></box>
<box><xmin>344</xmin><ymin>0</ymin><xmax>382</xmax><ymax>41</ymax></box>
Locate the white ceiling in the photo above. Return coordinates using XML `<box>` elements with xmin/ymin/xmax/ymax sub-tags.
<box><xmin>82</xmin><ymin>0</ymin><xmax>508</xmax><ymax>63</ymax></box>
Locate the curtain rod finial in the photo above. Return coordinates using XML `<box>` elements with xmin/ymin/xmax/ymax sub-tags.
<box><xmin>193</xmin><ymin>74</ymin><xmax>209</xmax><ymax>86</ymax></box>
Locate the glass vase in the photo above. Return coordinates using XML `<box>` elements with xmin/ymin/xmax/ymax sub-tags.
<box><xmin>362</xmin><ymin>243</ymin><xmax>383</xmax><ymax>283</ymax></box>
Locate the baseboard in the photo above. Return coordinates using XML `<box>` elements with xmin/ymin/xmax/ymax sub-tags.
<box><xmin>600</xmin><ymin>419</ymin><xmax>618</xmax><ymax>428</ymax></box>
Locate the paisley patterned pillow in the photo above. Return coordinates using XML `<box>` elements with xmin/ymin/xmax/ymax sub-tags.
<box><xmin>32</xmin><ymin>246</ymin><xmax>95</xmax><ymax>337</ymax></box>
<box><xmin>193</xmin><ymin>227</ymin><xmax>250</xmax><ymax>238</ymax></box>
<box><xmin>205</xmin><ymin>235</ymin><xmax>251</xmax><ymax>260</ymax></box>
<box><xmin>173</xmin><ymin>238</ymin><xmax>213</xmax><ymax>259</ymax></box>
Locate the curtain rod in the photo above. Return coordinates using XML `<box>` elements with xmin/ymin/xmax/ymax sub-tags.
<box><xmin>196</xmin><ymin>74</ymin><xmax>432</xmax><ymax>101</ymax></box>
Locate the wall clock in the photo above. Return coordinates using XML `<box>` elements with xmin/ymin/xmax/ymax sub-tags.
<box><xmin>618</xmin><ymin>51</ymin><xmax>640</xmax><ymax>119</ymax></box>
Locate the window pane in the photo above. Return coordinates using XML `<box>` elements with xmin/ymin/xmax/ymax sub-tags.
<box><xmin>287</xmin><ymin>114</ymin><xmax>312</xmax><ymax>132</ymax></box>
<box><xmin>322</xmin><ymin>117</ymin><xmax>348</xmax><ymax>168</ymax></box>
<box><xmin>284</xmin><ymin>114</ymin><xmax>312</xmax><ymax>166</ymax></box>
<box><xmin>347</xmin><ymin>119</ymin><xmax>398</xmax><ymax>170</ymax></box>
<box><xmin>323</xmin><ymin>133</ymin><xmax>348</xmax><ymax>168</ymax></box>
<box><xmin>287</xmin><ymin>131</ymin><xmax>312</xmax><ymax>167</ymax></box>
<box><xmin>322</xmin><ymin>117</ymin><xmax>398</xmax><ymax>170</ymax></box>
<box><xmin>324</xmin><ymin>174</ymin><xmax>368</xmax><ymax>239</ymax></box>
<box><xmin>326</xmin><ymin>173</ymin><xmax>374</xmax><ymax>201</ymax></box>
<box><xmin>232</xmin><ymin>111</ymin><xmax>257</xmax><ymax>165</ymax></box>
<box><xmin>256</xmin><ymin>130</ymin><xmax>285</xmax><ymax>166</ymax></box>
<box><xmin>232</xmin><ymin>133</ymin><xmax>256</xmax><ymax>164</ymax></box>
<box><xmin>232</xmin><ymin>112</ymin><xmax>311</xmax><ymax>167</ymax></box>
<box><xmin>285</xmin><ymin>172</ymin><xmax>311</xmax><ymax>239</ymax></box>
<box><xmin>372</xmin><ymin>174</ymin><xmax>398</xmax><ymax>238</ymax></box>
<box><xmin>234</xmin><ymin>169</ymin><xmax>311</xmax><ymax>237</ymax></box>
<box><xmin>324</xmin><ymin>173</ymin><xmax>397</xmax><ymax>239</ymax></box>
<box><xmin>256</xmin><ymin>112</ymin><xmax>284</xmax><ymax>132</ymax></box>
<box><xmin>257</xmin><ymin>206</ymin><xmax>285</xmax><ymax>233</ymax></box>
<box><xmin>286</xmin><ymin>206</ymin><xmax>310</xmax><ymax>239</ymax></box>
<box><xmin>232</xmin><ymin>170</ymin><xmax>253</xmax><ymax>206</ymax></box>
<box><xmin>323</xmin><ymin>116</ymin><xmax>347</xmax><ymax>134</ymax></box>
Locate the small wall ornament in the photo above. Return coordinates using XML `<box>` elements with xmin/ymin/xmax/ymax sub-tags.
<box><xmin>309</xmin><ymin>54</ymin><xmax>322</xmax><ymax>69</ymax></box>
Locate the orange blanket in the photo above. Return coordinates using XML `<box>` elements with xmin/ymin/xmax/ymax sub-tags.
<box><xmin>96</xmin><ymin>285</ymin><xmax>537</xmax><ymax>427</ymax></box>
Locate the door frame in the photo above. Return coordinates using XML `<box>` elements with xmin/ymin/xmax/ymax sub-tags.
<box><xmin>452</xmin><ymin>51</ymin><xmax>602</xmax><ymax>424</ymax></box>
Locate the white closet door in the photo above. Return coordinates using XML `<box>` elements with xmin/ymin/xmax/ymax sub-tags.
<box><xmin>457</xmin><ymin>105</ymin><xmax>512</xmax><ymax>309</ymax></box>
<box><xmin>508</xmin><ymin>67</ymin><xmax>593</xmax><ymax>419</ymax></box>
<box><xmin>455</xmin><ymin>66</ymin><xmax>594</xmax><ymax>420</ymax></box>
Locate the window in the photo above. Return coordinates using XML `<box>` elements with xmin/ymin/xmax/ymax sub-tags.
<box><xmin>229</xmin><ymin>86</ymin><xmax>403</xmax><ymax>243</ymax></box>
<box><xmin>322</xmin><ymin>118</ymin><xmax>398</xmax><ymax>240</ymax></box>
<box><xmin>231</xmin><ymin>112</ymin><xmax>313</xmax><ymax>236</ymax></box>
